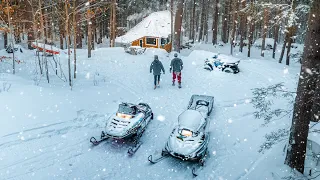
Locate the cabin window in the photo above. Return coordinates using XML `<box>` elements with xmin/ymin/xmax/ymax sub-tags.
<box><xmin>146</xmin><ymin>37</ymin><xmax>157</xmax><ymax>45</ymax></box>
<box><xmin>161</xmin><ymin>38</ymin><xmax>169</xmax><ymax>45</ymax></box>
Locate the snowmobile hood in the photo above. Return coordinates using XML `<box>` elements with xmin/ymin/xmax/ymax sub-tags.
<box><xmin>166</xmin><ymin>126</ymin><xmax>207</xmax><ymax>156</ymax></box>
<box><xmin>105</xmin><ymin>112</ymin><xmax>145</xmax><ymax>138</ymax></box>
<box><xmin>178</xmin><ymin>110</ymin><xmax>205</xmax><ymax>132</ymax></box>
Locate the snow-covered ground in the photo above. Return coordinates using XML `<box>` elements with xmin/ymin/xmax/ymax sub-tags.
<box><xmin>1</xmin><ymin>43</ymin><xmax>317</xmax><ymax>180</ymax></box>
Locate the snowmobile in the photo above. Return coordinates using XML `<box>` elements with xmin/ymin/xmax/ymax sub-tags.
<box><xmin>204</xmin><ymin>54</ymin><xmax>240</xmax><ymax>74</ymax></box>
<box><xmin>6</xmin><ymin>43</ymin><xmax>20</xmax><ymax>53</ymax></box>
<box><xmin>148</xmin><ymin>95</ymin><xmax>214</xmax><ymax>177</ymax></box>
<box><xmin>90</xmin><ymin>102</ymin><xmax>153</xmax><ymax>155</ymax></box>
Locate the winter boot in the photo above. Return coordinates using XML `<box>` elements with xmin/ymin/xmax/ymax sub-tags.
<box><xmin>157</xmin><ymin>81</ymin><xmax>160</xmax><ymax>87</ymax></box>
<box><xmin>154</xmin><ymin>85</ymin><xmax>157</xmax><ymax>89</ymax></box>
<box><xmin>178</xmin><ymin>82</ymin><xmax>182</xmax><ymax>88</ymax></box>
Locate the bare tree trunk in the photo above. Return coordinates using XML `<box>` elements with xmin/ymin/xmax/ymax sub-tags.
<box><xmin>212</xmin><ymin>0</ymin><xmax>219</xmax><ymax>45</ymax></box>
<box><xmin>174</xmin><ymin>0</ymin><xmax>185</xmax><ymax>52</ymax></box>
<box><xmin>88</xmin><ymin>17</ymin><xmax>92</xmax><ymax>58</ymax></box>
<box><xmin>279</xmin><ymin>35</ymin><xmax>287</xmax><ymax>63</ymax></box>
<box><xmin>285</xmin><ymin>0</ymin><xmax>298</xmax><ymax>66</ymax></box>
<box><xmin>59</xmin><ymin>3</ymin><xmax>64</xmax><ymax>50</ymax></box>
<box><xmin>6</xmin><ymin>0</ymin><xmax>15</xmax><ymax>74</ymax></box>
<box><xmin>286</xmin><ymin>37</ymin><xmax>292</xmax><ymax>66</ymax></box>
<box><xmin>109</xmin><ymin>7</ymin><xmax>113</xmax><ymax>47</ymax></box>
<box><xmin>111</xmin><ymin>0</ymin><xmax>116</xmax><ymax>47</ymax></box>
<box><xmin>45</xmin><ymin>56</ymin><xmax>49</xmax><ymax>83</ymax></box>
<box><xmin>76</xmin><ymin>0</ymin><xmax>82</xmax><ymax>49</ymax></box>
<box><xmin>203</xmin><ymin>1</ymin><xmax>209</xmax><ymax>43</ymax></box>
<box><xmin>38</xmin><ymin>0</ymin><xmax>45</xmax><ymax>42</ymax></box>
<box><xmin>261</xmin><ymin>7</ymin><xmax>269</xmax><ymax>57</ymax></box>
<box><xmin>4</xmin><ymin>32</ymin><xmax>7</xmax><ymax>49</ymax></box>
<box><xmin>221</xmin><ymin>0</ymin><xmax>229</xmax><ymax>43</ymax></box>
<box><xmin>198</xmin><ymin>0</ymin><xmax>205</xmax><ymax>42</ymax></box>
<box><xmin>273</xmin><ymin>7</ymin><xmax>280</xmax><ymax>59</ymax></box>
<box><xmin>25</xmin><ymin>0</ymin><xmax>35</xmax><ymax>49</ymax></box>
<box><xmin>230</xmin><ymin>0</ymin><xmax>239</xmax><ymax>55</ymax></box>
<box><xmin>91</xmin><ymin>16</ymin><xmax>95</xmax><ymax>50</ymax></box>
<box><xmin>312</xmin><ymin>75</ymin><xmax>320</xmax><ymax>122</ymax></box>
<box><xmin>76</xmin><ymin>11</ymin><xmax>82</xmax><ymax>48</ymax></box>
<box><xmin>65</xmin><ymin>1</ymin><xmax>72</xmax><ymax>88</ymax></box>
<box><xmin>191</xmin><ymin>0</ymin><xmax>196</xmax><ymax>43</ymax></box>
<box><xmin>285</xmin><ymin>0</ymin><xmax>320</xmax><ymax>172</ymax></box>
<box><xmin>73</xmin><ymin>0</ymin><xmax>77</xmax><ymax>79</ymax></box>
<box><xmin>171</xmin><ymin>0</ymin><xmax>174</xmax><ymax>48</ymax></box>
<box><xmin>239</xmin><ymin>0</ymin><xmax>246</xmax><ymax>52</ymax></box>
<box><xmin>98</xmin><ymin>15</ymin><xmax>103</xmax><ymax>44</ymax></box>
<box><xmin>286</xmin><ymin>26</ymin><xmax>295</xmax><ymax>66</ymax></box>
<box><xmin>188</xmin><ymin>1</ymin><xmax>193</xmax><ymax>40</ymax></box>
<box><xmin>248</xmin><ymin>0</ymin><xmax>255</xmax><ymax>57</ymax></box>
<box><xmin>195</xmin><ymin>10</ymin><xmax>200</xmax><ymax>40</ymax></box>
<box><xmin>93</xmin><ymin>16</ymin><xmax>97</xmax><ymax>44</ymax></box>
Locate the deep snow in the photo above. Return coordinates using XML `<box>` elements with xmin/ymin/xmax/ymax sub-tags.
<box><xmin>0</xmin><ymin>43</ymin><xmax>317</xmax><ymax>180</ymax></box>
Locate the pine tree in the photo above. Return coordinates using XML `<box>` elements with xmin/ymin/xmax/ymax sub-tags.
<box><xmin>285</xmin><ymin>0</ymin><xmax>320</xmax><ymax>173</ymax></box>
<box><xmin>198</xmin><ymin>0</ymin><xmax>205</xmax><ymax>42</ymax></box>
<box><xmin>212</xmin><ymin>0</ymin><xmax>219</xmax><ymax>45</ymax></box>
<box><xmin>230</xmin><ymin>0</ymin><xmax>239</xmax><ymax>55</ymax></box>
<box><xmin>239</xmin><ymin>0</ymin><xmax>246</xmax><ymax>52</ymax></box>
<box><xmin>221</xmin><ymin>0</ymin><xmax>229</xmax><ymax>44</ymax></box>
<box><xmin>174</xmin><ymin>0</ymin><xmax>185</xmax><ymax>52</ymax></box>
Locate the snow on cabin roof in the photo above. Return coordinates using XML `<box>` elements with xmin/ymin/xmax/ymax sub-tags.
<box><xmin>116</xmin><ymin>11</ymin><xmax>180</xmax><ymax>44</ymax></box>
<box><xmin>178</xmin><ymin>110</ymin><xmax>205</xmax><ymax>132</ymax></box>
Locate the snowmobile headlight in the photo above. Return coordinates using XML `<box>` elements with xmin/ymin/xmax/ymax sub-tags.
<box><xmin>181</xmin><ymin>129</ymin><xmax>192</xmax><ymax>137</ymax></box>
<box><xmin>117</xmin><ymin>113</ymin><xmax>132</xmax><ymax>119</ymax></box>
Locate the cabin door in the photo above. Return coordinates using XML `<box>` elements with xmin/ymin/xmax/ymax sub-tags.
<box><xmin>139</xmin><ymin>39</ymin><xmax>143</xmax><ymax>47</ymax></box>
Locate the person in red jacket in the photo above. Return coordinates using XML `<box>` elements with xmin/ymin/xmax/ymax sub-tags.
<box><xmin>170</xmin><ymin>53</ymin><xmax>183</xmax><ymax>88</ymax></box>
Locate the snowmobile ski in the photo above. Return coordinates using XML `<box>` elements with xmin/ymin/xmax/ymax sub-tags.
<box><xmin>127</xmin><ymin>141</ymin><xmax>142</xmax><ymax>155</ymax></box>
<box><xmin>148</xmin><ymin>154</ymin><xmax>168</xmax><ymax>164</ymax></box>
<box><xmin>192</xmin><ymin>155</ymin><xmax>206</xmax><ymax>177</ymax></box>
<box><xmin>192</xmin><ymin>166</ymin><xmax>203</xmax><ymax>177</ymax></box>
<box><xmin>90</xmin><ymin>136</ymin><xmax>108</xmax><ymax>146</ymax></box>
<box><xmin>90</xmin><ymin>131</ymin><xmax>109</xmax><ymax>146</ymax></box>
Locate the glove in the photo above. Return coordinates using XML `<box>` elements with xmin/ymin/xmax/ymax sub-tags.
<box><xmin>150</xmin><ymin>71</ymin><xmax>152</xmax><ymax>73</ymax></box>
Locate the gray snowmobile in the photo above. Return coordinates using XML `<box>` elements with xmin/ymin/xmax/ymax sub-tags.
<box><xmin>148</xmin><ymin>95</ymin><xmax>214</xmax><ymax>177</ymax></box>
<box><xmin>90</xmin><ymin>102</ymin><xmax>153</xmax><ymax>155</ymax></box>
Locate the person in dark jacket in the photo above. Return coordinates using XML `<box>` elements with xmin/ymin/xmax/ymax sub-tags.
<box><xmin>170</xmin><ymin>53</ymin><xmax>183</xmax><ymax>88</ymax></box>
<box><xmin>150</xmin><ymin>55</ymin><xmax>165</xmax><ymax>89</ymax></box>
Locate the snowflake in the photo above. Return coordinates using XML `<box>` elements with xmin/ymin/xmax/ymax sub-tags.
<box><xmin>157</xmin><ymin>115</ymin><xmax>165</xmax><ymax>122</ymax></box>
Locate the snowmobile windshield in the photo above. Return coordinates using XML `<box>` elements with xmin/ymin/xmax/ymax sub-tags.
<box><xmin>118</xmin><ymin>104</ymin><xmax>135</xmax><ymax>115</ymax></box>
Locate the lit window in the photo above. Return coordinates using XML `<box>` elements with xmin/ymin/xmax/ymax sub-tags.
<box><xmin>146</xmin><ymin>37</ymin><xmax>157</xmax><ymax>45</ymax></box>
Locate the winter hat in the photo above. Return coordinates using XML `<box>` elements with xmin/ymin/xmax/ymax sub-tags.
<box><xmin>174</xmin><ymin>53</ymin><xmax>178</xmax><ymax>57</ymax></box>
<box><xmin>154</xmin><ymin>55</ymin><xmax>159</xmax><ymax>60</ymax></box>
